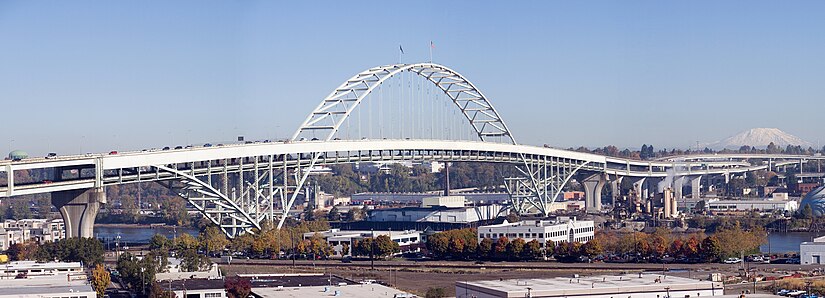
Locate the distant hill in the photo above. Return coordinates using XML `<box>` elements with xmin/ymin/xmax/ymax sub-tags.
<box><xmin>707</xmin><ymin>128</ymin><xmax>813</xmax><ymax>150</ymax></box>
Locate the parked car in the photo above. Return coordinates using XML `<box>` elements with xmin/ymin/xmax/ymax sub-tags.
<box><xmin>723</xmin><ymin>257</ymin><xmax>742</xmax><ymax>264</ymax></box>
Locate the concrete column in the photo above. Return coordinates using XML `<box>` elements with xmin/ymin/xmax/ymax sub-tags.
<box><xmin>691</xmin><ymin>175</ymin><xmax>703</xmax><ymax>199</ymax></box>
<box><xmin>582</xmin><ymin>174</ymin><xmax>607</xmax><ymax>213</ymax></box>
<box><xmin>633</xmin><ymin>177</ymin><xmax>646</xmax><ymax>200</ymax></box>
<box><xmin>610</xmin><ymin>176</ymin><xmax>623</xmax><ymax>207</ymax></box>
<box><xmin>52</xmin><ymin>188</ymin><xmax>106</xmax><ymax>238</ymax></box>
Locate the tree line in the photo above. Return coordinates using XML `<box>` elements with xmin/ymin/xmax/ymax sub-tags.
<box><xmin>425</xmin><ymin>225</ymin><xmax>766</xmax><ymax>262</ymax></box>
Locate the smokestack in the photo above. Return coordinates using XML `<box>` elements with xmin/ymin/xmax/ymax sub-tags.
<box><xmin>664</xmin><ymin>188</ymin><xmax>675</xmax><ymax>218</ymax></box>
<box><xmin>444</xmin><ymin>162</ymin><xmax>451</xmax><ymax>196</ymax></box>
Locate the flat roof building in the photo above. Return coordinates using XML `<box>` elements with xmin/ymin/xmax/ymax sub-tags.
<box><xmin>706</xmin><ymin>199</ymin><xmax>798</xmax><ymax>213</ymax></box>
<box><xmin>455</xmin><ymin>274</ymin><xmax>723</xmax><ymax>298</ymax></box>
<box><xmin>303</xmin><ymin>229</ymin><xmax>421</xmax><ymax>256</ymax></box>
<box><xmin>0</xmin><ymin>261</ymin><xmax>93</xmax><ymax>298</ymax></box>
<box><xmin>800</xmin><ymin>235</ymin><xmax>825</xmax><ymax>265</ymax></box>
<box><xmin>477</xmin><ymin>218</ymin><xmax>595</xmax><ymax>246</ymax></box>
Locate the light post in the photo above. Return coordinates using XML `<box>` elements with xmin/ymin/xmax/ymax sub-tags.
<box><xmin>141</xmin><ymin>267</ymin><xmax>146</xmax><ymax>295</ymax></box>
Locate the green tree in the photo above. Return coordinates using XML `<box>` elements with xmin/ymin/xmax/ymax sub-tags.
<box><xmin>198</xmin><ymin>226</ymin><xmax>229</xmax><ymax>255</ymax></box>
<box><xmin>346</xmin><ymin>207</ymin><xmax>366</xmax><ymax>221</ymax></box>
<box><xmin>91</xmin><ymin>264</ymin><xmax>110</xmax><ymax>298</ymax></box>
<box><xmin>477</xmin><ymin>238</ymin><xmax>493</xmax><ymax>259</ymax></box>
<box><xmin>425</xmin><ymin>287</ymin><xmax>447</xmax><ymax>298</ymax></box>
<box><xmin>523</xmin><ymin>239</ymin><xmax>543</xmax><ymax>260</ymax></box>
<box><xmin>180</xmin><ymin>249</ymin><xmax>211</xmax><ymax>272</ymax></box>
<box><xmin>494</xmin><ymin>237</ymin><xmax>509</xmax><ymax>260</ymax></box>
<box><xmin>148</xmin><ymin>282</ymin><xmax>177</xmax><ymax>298</ymax></box>
<box><xmin>327</xmin><ymin>206</ymin><xmax>341</xmax><ymax>221</ymax></box>
<box><xmin>149</xmin><ymin>234</ymin><xmax>171</xmax><ymax>251</ymax></box>
<box><xmin>116</xmin><ymin>252</ymin><xmax>157</xmax><ymax>295</ymax></box>
<box><xmin>700</xmin><ymin>236</ymin><xmax>722</xmax><ymax>262</ymax></box>
<box><xmin>175</xmin><ymin>233</ymin><xmax>199</xmax><ymax>251</ymax></box>
<box><xmin>374</xmin><ymin>235</ymin><xmax>399</xmax><ymax>258</ymax></box>
<box><xmin>507</xmin><ymin>238</ymin><xmax>525</xmax><ymax>261</ymax></box>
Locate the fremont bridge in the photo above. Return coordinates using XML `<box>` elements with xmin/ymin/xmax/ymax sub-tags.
<box><xmin>1</xmin><ymin>63</ymin><xmax>821</xmax><ymax>238</ymax></box>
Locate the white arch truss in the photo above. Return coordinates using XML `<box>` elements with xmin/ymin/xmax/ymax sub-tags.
<box><xmin>292</xmin><ymin>63</ymin><xmax>517</xmax><ymax>145</ymax></box>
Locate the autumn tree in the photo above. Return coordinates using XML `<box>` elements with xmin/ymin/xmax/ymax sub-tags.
<box><xmin>582</xmin><ymin>237</ymin><xmax>604</xmax><ymax>258</ymax></box>
<box><xmin>494</xmin><ymin>237</ymin><xmax>509</xmax><ymax>260</ymax></box>
<box><xmin>91</xmin><ymin>264</ymin><xmax>111</xmax><ymax>298</ymax></box>
<box><xmin>224</xmin><ymin>276</ymin><xmax>252</xmax><ymax>298</ymax></box>
<box><xmin>426</xmin><ymin>233</ymin><xmax>449</xmax><ymax>258</ymax></box>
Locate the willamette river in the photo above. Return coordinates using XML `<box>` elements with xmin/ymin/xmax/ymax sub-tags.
<box><xmin>762</xmin><ymin>232</ymin><xmax>823</xmax><ymax>254</ymax></box>
<box><xmin>94</xmin><ymin>225</ymin><xmax>199</xmax><ymax>247</ymax></box>
<box><xmin>92</xmin><ymin>225</ymin><xmax>823</xmax><ymax>254</ymax></box>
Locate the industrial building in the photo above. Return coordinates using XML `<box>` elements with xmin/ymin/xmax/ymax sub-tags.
<box><xmin>477</xmin><ymin>218</ymin><xmax>595</xmax><ymax>246</ymax></box>
<box><xmin>303</xmin><ymin>229</ymin><xmax>421</xmax><ymax>256</ymax></box>
<box><xmin>705</xmin><ymin>199</ymin><xmax>798</xmax><ymax>213</ymax></box>
<box><xmin>455</xmin><ymin>274</ymin><xmax>723</xmax><ymax>298</ymax></box>
<box><xmin>800</xmin><ymin>235</ymin><xmax>825</xmax><ymax>265</ymax></box>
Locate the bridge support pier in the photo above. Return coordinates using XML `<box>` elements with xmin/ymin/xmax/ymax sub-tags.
<box><xmin>610</xmin><ymin>176</ymin><xmax>623</xmax><ymax>207</ymax></box>
<box><xmin>52</xmin><ymin>188</ymin><xmax>106</xmax><ymax>238</ymax></box>
<box><xmin>691</xmin><ymin>175</ymin><xmax>703</xmax><ymax>199</ymax></box>
<box><xmin>582</xmin><ymin>174</ymin><xmax>607</xmax><ymax>213</ymax></box>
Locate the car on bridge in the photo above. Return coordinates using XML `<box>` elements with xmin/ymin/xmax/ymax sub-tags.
<box><xmin>45</xmin><ymin>152</ymin><xmax>58</xmax><ymax>159</ymax></box>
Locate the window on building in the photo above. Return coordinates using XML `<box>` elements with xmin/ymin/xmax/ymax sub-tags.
<box><xmin>205</xmin><ymin>292</ymin><xmax>223</xmax><ymax>298</ymax></box>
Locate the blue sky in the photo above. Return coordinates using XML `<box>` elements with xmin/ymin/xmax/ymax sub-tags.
<box><xmin>2</xmin><ymin>1</ymin><xmax>824</xmax><ymax>155</ymax></box>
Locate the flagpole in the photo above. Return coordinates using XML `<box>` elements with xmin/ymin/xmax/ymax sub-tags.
<box><xmin>429</xmin><ymin>43</ymin><xmax>433</xmax><ymax>63</ymax></box>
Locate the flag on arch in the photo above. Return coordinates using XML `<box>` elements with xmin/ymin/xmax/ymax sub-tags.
<box><xmin>431</xmin><ymin>41</ymin><xmax>435</xmax><ymax>48</ymax></box>
<box><xmin>399</xmin><ymin>45</ymin><xmax>404</xmax><ymax>54</ymax></box>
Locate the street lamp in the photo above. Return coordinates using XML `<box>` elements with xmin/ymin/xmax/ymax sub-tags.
<box><xmin>141</xmin><ymin>267</ymin><xmax>146</xmax><ymax>295</ymax></box>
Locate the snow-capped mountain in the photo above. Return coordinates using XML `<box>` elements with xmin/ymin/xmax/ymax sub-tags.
<box><xmin>708</xmin><ymin>128</ymin><xmax>813</xmax><ymax>149</ymax></box>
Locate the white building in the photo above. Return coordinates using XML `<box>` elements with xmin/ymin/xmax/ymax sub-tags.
<box><xmin>421</xmin><ymin>196</ymin><xmax>465</xmax><ymax>208</ymax></box>
<box><xmin>800</xmin><ymin>235</ymin><xmax>825</xmax><ymax>265</ymax></box>
<box><xmin>706</xmin><ymin>199</ymin><xmax>798</xmax><ymax>213</ymax></box>
<box><xmin>1</xmin><ymin>219</ymin><xmax>65</xmax><ymax>251</ymax></box>
<box><xmin>368</xmin><ymin>204</ymin><xmax>504</xmax><ymax>223</ymax></box>
<box><xmin>477</xmin><ymin>218</ymin><xmax>595</xmax><ymax>247</ymax></box>
<box><xmin>303</xmin><ymin>229</ymin><xmax>421</xmax><ymax>256</ymax></box>
<box><xmin>0</xmin><ymin>261</ymin><xmax>94</xmax><ymax>298</ymax></box>
<box><xmin>455</xmin><ymin>274</ymin><xmax>723</xmax><ymax>298</ymax></box>
<box><xmin>0</xmin><ymin>261</ymin><xmax>85</xmax><ymax>279</ymax></box>
<box><xmin>155</xmin><ymin>258</ymin><xmax>222</xmax><ymax>281</ymax></box>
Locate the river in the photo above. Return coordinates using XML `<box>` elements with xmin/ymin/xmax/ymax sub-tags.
<box><xmin>94</xmin><ymin>225</ymin><xmax>199</xmax><ymax>247</ymax></box>
<box><xmin>761</xmin><ymin>231</ymin><xmax>823</xmax><ymax>254</ymax></box>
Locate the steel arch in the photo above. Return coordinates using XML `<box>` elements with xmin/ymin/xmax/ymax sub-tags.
<box><xmin>292</xmin><ymin>63</ymin><xmax>517</xmax><ymax>145</ymax></box>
